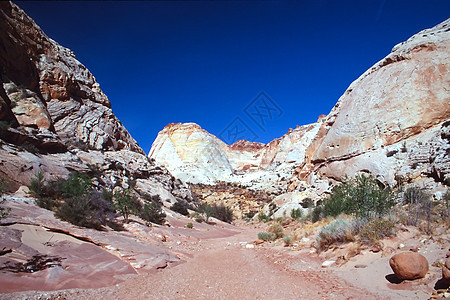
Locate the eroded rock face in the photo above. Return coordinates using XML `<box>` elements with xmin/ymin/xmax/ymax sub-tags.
<box><xmin>0</xmin><ymin>1</ymin><xmax>142</xmax><ymax>153</ymax></box>
<box><xmin>389</xmin><ymin>252</ymin><xmax>429</xmax><ymax>280</ymax></box>
<box><xmin>149</xmin><ymin>121</ymin><xmax>322</xmax><ymax>193</ymax></box>
<box><xmin>0</xmin><ymin>1</ymin><xmax>192</xmax><ymax>206</ymax></box>
<box><xmin>299</xmin><ymin>19</ymin><xmax>450</xmax><ymax>190</ymax></box>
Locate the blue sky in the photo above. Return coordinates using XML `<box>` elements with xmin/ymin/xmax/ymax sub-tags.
<box><xmin>17</xmin><ymin>1</ymin><xmax>450</xmax><ymax>153</ymax></box>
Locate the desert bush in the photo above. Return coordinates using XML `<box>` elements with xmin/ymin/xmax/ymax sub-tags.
<box><xmin>89</xmin><ymin>191</ymin><xmax>118</xmax><ymax>225</ymax></box>
<box><xmin>258</xmin><ymin>212</ymin><xmax>271</xmax><ymax>223</ymax></box>
<box><xmin>191</xmin><ymin>212</ymin><xmax>205</xmax><ymax>223</ymax></box>
<box><xmin>198</xmin><ymin>203</ymin><xmax>233</xmax><ymax>223</ymax></box>
<box><xmin>322</xmin><ymin>174</ymin><xmax>394</xmax><ymax>219</ymax></box>
<box><xmin>61</xmin><ymin>173</ymin><xmax>91</xmax><ymax>199</ymax></box>
<box><xmin>170</xmin><ymin>199</ymin><xmax>191</xmax><ymax>216</ymax></box>
<box><xmin>358</xmin><ymin>217</ymin><xmax>396</xmax><ymax>246</ymax></box>
<box><xmin>56</xmin><ymin>195</ymin><xmax>98</xmax><ymax>229</ymax></box>
<box><xmin>101</xmin><ymin>188</ymin><xmax>113</xmax><ymax>203</ymax></box>
<box><xmin>140</xmin><ymin>200</ymin><xmax>166</xmax><ymax>225</ymax></box>
<box><xmin>317</xmin><ymin>218</ymin><xmax>357</xmax><ymax>250</ymax></box>
<box><xmin>283</xmin><ymin>236</ymin><xmax>292</xmax><ymax>246</ymax></box>
<box><xmin>311</xmin><ymin>206</ymin><xmax>323</xmax><ymax>223</ymax></box>
<box><xmin>300</xmin><ymin>198</ymin><xmax>314</xmax><ymax>209</ymax></box>
<box><xmin>211</xmin><ymin>203</ymin><xmax>234</xmax><ymax>223</ymax></box>
<box><xmin>0</xmin><ymin>198</ymin><xmax>10</xmax><ymax>220</ymax></box>
<box><xmin>268</xmin><ymin>223</ymin><xmax>284</xmax><ymax>239</ymax></box>
<box><xmin>186</xmin><ymin>222</ymin><xmax>193</xmax><ymax>229</ymax></box>
<box><xmin>29</xmin><ymin>171</ymin><xmax>45</xmax><ymax>198</ymax></box>
<box><xmin>258</xmin><ymin>232</ymin><xmax>275</xmax><ymax>241</ymax></box>
<box><xmin>290</xmin><ymin>208</ymin><xmax>303</xmax><ymax>220</ymax></box>
<box><xmin>244</xmin><ymin>211</ymin><xmax>256</xmax><ymax>219</ymax></box>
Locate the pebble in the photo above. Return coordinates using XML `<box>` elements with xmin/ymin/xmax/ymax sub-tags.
<box><xmin>354</xmin><ymin>264</ymin><xmax>367</xmax><ymax>268</ymax></box>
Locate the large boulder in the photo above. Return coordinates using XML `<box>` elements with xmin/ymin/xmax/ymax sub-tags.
<box><xmin>389</xmin><ymin>252</ymin><xmax>429</xmax><ymax>280</ymax></box>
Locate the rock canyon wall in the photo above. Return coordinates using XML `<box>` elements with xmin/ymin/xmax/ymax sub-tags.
<box><xmin>150</xmin><ymin>19</ymin><xmax>450</xmax><ymax>207</ymax></box>
<box><xmin>0</xmin><ymin>2</ymin><xmax>191</xmax><ymax>204</ymax></box>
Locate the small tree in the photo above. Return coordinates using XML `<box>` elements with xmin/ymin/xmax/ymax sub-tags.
<box><xmin>141</xmin><ymin>201</ymin><xmax>166</xmax><ymax>225</ymax></box>
<box><xmin>113</xmin><ymin>188</ymin><xmax>140</xmax><ymax>222</ymax></box>
<box><xmin>290</xmin><ymin>208</ymin><xmax>303</xmax><ymax>220</ymax></box>
<box><xmin>29</xmin><ymin>171</ymin><xmax>45</xmax><ymax>198</ymax></box>
<box><xmin>322</xmin><ymin>174</ymin><xmax>394</xmax><ymax>219</ymax></box>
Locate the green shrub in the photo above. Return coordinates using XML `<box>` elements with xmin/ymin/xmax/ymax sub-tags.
<box><xmin>283</xmin><ymin>236</ymin><xmax>292</xmax><ymax>246</ymax></box>
<box><xmin>101</xmin><ymin>188</ymin><xmax>113</xmax><ymax>203</ymax></box>
<box><xmin>56</xmin><ymin>190</ymin><xmax>118</xmax><ymax>230</ymax></box>
<box><xmin>35</xmin><ymin>197</ymin><xmax>58</xmax><ymax>210</ymax></box>
<box><xmin>29</xmin><ymin>171</ymin><xmax>45</xmax><ymax>198</ymax></box>
<box><xmin>317</xmin><ymin>218</ymin><xmax>357</xmax><ymax>250</ymax></box>
<box><xmin>300</xmin><ymin>198</ymin><xmax>314</xmax><ymax>208</ymax></box>
<box><xmin>141</xmin><ymin>200</ymin><xmax>166</xmax><ymax>225</ymax></box>
<box><xmin>311</xmin><ymin>206</ymin><xmax>323</xmax><ymax>223</ymax></box>
<box><xmin>322</xmin><ymin>174</ymin><xmax>394</xmax><ymax>219</ymax></box>
<box><xmin>258</xmin><ymin>232</ymin><xmax>275</xmax><ymax>241</ymax></box>
<box><xmin>56</xmin><ymin>195</ymin><xmax>98</xmax><ymax>229</ymax></box>
<box><xmin>171</xmin><ymin>199</ymin><xmax>191</xmax><ymax>216</ymax></box>
<box><xmin>191</xmin><ymin>212</ymin><xmax>205</xmax><ymax>223</ymax></box>
<box><xmin>0</xmin><ymin>198</ymin><xmax>10</xmax><ymax>220</ymax></box>
<box><xmin>290</xmin><ymin>208</ymin><xmax>303</xmax><ymax>220</ymax></box>
<box><xmin>258</xmin><ymin>212</ymin><xmax>271</xmax><ymax>223</ymax></box>
<box><xmin>61</xmin><ymin>173</ymin><xmax>91</xmax><ymax>199</ymax></box>
<box><xmin>198</xmin><ymin>203</ymin><xmax>233</xmax><ymax>223</ymax></box>
<box><xmin>268</xmin><ymin>223</ymin><xmax>284</xmax><ymax>239</ymax></box>
<box><xmin>244</xmin><ymin>211</ymin><xmax>256</xmax><ymax>219</ymax></box>
<box><xmin>186</xmin><ymin>222</ymin><xmax>193</xmax><ymax>229</ymax></box>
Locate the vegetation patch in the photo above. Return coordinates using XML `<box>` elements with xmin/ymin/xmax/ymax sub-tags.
<box><xmin>258</xmin><ymin>232</ymin><xmax>275</xmax><ymax>241</ymax></box>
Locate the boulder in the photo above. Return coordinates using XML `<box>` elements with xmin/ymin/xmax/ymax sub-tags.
<box><xmin>389</xmin><ymin>252</ymin><xmax>429</xmax><ymax>280</ymax></box>
<box><xmin>442</xmin><ymin>256</ymin><xmax>450</xmax><ymax>281</ymax></box>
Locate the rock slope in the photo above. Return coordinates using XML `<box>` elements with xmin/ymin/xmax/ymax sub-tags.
<box><xmin>150</xmin><ymin>19</ymin><xmax>450</xmax><ymax>206</ymax></box>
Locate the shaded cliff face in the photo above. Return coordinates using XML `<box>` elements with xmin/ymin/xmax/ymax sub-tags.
<box><xmin>0</xmin><ymin>2</ymin><xmax>142</xmax><ymax>154</ymax></box>
<box><xmin>150</xmin><ymin>18</ymin><xmax>450</xmax><ymax>199</ymax></box>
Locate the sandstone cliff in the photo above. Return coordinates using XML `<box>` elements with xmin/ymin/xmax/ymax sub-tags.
<box><xmin>0</xmin><ymin>1</ymin><xmax>191</xmax><ymax>204</ymax></box>
<box><xmin>150</xmin><ymin>19</ymin><xmax>450</xmax><ymax>207</ymax></box>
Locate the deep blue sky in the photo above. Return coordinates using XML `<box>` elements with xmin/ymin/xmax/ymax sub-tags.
<box><xmin>16</xmin><ymin>1</ymin><xmax>450</xmax><ymax>153</ymax></box>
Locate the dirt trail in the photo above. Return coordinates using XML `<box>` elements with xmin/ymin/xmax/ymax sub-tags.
<box><xmin>7</xmin><ymin>223</ymin><xmax>385</xmax><ymax>300</ymax></box>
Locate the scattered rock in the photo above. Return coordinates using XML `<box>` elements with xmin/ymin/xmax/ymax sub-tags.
<box><xmin>254</xmin><ymin>240</ymin><xmax>264</xmax><ymax>245</ymax></box>
<box><xmin>321</xmin><ymin>260</ymin><xmax>335</xmax><ymax>268</ymax></box>
<box><xmin>389</xmin><ymin>252</ymin><xmax>429</xmax><ymax>280</ymax></box>
<box><xmin>354</xmin><ymin>264</ymin><xmax>368</xmax><ymax>269</ymax></box>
